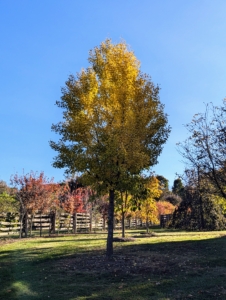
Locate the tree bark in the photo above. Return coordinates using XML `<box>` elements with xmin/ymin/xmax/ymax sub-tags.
<box><xmin>107</xmin><ymin>189</ymin><xmax>114</xmax><ymax>258</ymax></box>
<box><xmin>67</xmin><ymin>214</ymin><xmax>71</xmax><ymax>233</ymax></box>
<box><xmin>73</xmin><ymin>212</ymin><xmax>77</xmax><ymax>234</ymax></box>
<box><xmin>24</xmin><ymin>212</ymin><xmax>28</xmax><ymax>238</ymax></box>
<box><xmin>90</xmin><ymin>208</ymin><xmax>92</xmax><ymax>233</ymax></box>
<box><xmin>199</xmin><ymin>194</ymin><xmax>205</xmax><ymax>230</ymax></box>
<box><xmin>19</xmin><ymin>212</ymin><xmax>24</xmax><ymax>239</ymax></box>
<box><xmin>30</xmin><ymin>214</ymin><xmax>33</xmax><ymax>236</ymax></box>
<box><xmin>121</xmin><ymin>191</ymin><xmax>125</xmax><ymax>238</ymax></box>
<box><xmin>103</xmin><ymin>216</ymin><xmax>106</xmax><ymax>231</ymax></box>
<box><xmin>197</xmin><ymin>166</ymin><xmax>205</xmax><ymax>229</ymax></box>
<box><xmin>122</xmin><ymin>211</ymin><xmax>125</xmax><ymax>238</ymax></box>
<box><xmin>52</xmin><ymin>211</ymin><xmax>56</xmax><ymax>234</ymax></box>
<box><xmin>146</xmin><ymin>218</ymin><xmax>149</xmax><ymax>233</ymax></box>
<box><xmin>129</xmin><ymin>217</ymin><xmax>131</xmax><ymax>229</ymax></box>
<box><xmin>40</xmin><ymin>214</ymin><xmax>42</xmax><ymax>237</ymax></box>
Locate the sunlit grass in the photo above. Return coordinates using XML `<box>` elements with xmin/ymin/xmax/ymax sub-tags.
<box><xmin>12</xmin><ymin>281</ymin><xmax>38</xmax><ymax>297</ymax></box>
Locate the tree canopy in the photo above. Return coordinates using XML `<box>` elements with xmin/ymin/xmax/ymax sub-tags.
<box><xmin>172</xmin><ymin>178</ymin><xmax>184</xmax><ymax>197</ymax></box>
<box><xmin>50</xmin><ymin>39</ymin><xmax>170</xmax><ymax>257</ymax></box>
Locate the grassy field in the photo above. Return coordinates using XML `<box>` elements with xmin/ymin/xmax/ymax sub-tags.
<box><xmin>1</xmin><ymin>229</ymin><xmax>226</xmax><ymax>300</ymax></box>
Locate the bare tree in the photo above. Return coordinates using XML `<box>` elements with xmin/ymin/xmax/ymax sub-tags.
<box><xmin>178</xmin><ymin>100</ymin><xmax>226</xmax><ymax>199</ymax></box>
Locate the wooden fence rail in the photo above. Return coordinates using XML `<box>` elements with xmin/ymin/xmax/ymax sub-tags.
<box><xmin>0</xmin><ymin>214</ymin><xmax>20</xmax><ymax>235</ymax></box>
<box><xmin>0</xmin><ymin>212</ymin><xmax>163</xmax><ymax>236</ymax></box>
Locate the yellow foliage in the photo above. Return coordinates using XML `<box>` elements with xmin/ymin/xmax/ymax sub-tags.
<box><xmin>138</xmin><ymin>177</ymin><xmax>162</xmax><ymax>224</ymax></box>
<box><xmin>214</xmin><ymin>195</ymin><xmax>226</xmax><ymax>214</ymax></box>
<box><xmin>51</xmin><ymin>39</ymin><xmax>170</xmax><ymax>188</ymax></box>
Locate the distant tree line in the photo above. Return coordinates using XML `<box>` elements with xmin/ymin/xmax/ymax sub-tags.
<box><xmin>0</xmin><ymin>172</ymin><xmax>180</xmax><ymax>237</ymax></box>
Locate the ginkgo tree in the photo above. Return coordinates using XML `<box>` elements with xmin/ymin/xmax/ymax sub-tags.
<box><xmin>115</xmin><ymin>190</ymin><xmax>133</xmax><ymax>238</ymax></box>
<box><xmin>138</xmin><ymin>176</ymin><xmax>162</xmax><ymax>232</ymax></box>
<box><xmin>50</xmin><ymin>39</ymin><xmax>170</xmax><ymax>257</ymax></box>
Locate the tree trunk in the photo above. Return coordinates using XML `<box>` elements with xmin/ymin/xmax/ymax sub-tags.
<box><xmin>73</xmin><ymin>212</ymin><xmax>77</xmax><ymax>234</ymax></box>
<box><xmin>40</xmin><ymin>214</ymin><xmax>42</xmax><ymax>237</ymax></box>
<box><xmin>90</xmin><ymin>208</ymin><xmax>92</xmax><ymax>233</ymax></box>
<box><xmin>113</xmin><ymin>216</ymin><xmax>116</xmax><ymax>230</ymax></box>
<box><xmin>85</xmin><ymin>212</ymin><xmax>88</xmax><ymax>232</ymax></box>
<box><xmin>199</xmin><ymin>194</ymin><xmax>205</xmax><ymax>230</ymax></box>
<box><xmin>121</xmin><ymin>211</ymin><xmax>125</xmax><ymax>238</ymax></box>
<box><xmin>146</xmin><ymin>218</ymin><xmax>149</xmax><ymax>233</ymax></box>
<box><xmin>24</xmin><ymin>212</ymin><xmax>28</xmax><ymax>238</ymax></box>
<box><xmin>107</xmin><ymin>189</ymin><xmax>114</xmax><ymax>258</ymax></box>
<box><xmin>103</xmin><ymin>216</ymin><xmax>106</xmax><ymax>231</ymax></box>
<box><xmin>197</xmin><ymin>166</ymin><xmax>205</xmax><ymax>230</ymax></box>
<box><xmin>51</xmin><ymin>211</ymin><xmax>56</xmax><ymax>234</ymax></box>
<box><xmin>19</xmin><ymin>211</ymin><xmax>24</xmax><ymax>239</ymax></box>
<box><xmin>18</xmin><ymin>198</ymin><xmax>24</xmax><ymax>238</ymax></box>
<box><xmin>121</xmin><ymin>191</ymin><xmax>125</xmax><ymax>238</ymax></box>
<box><xmin>57</xmin><ymin>212</ymin><xmax>60</xmax><ymax>235</ymax></box>
<box><xmin>49</xmin><ymin>213</ymin><xmax>51</xmax><ymax>236</ymax></box>
<box><xmin>67</xmin><ymin>214</ymin><xmax>71</xmax><ymax>234</ymax></box>
<box><xmin>30</xmin><ymin>214</ymin><xmax>33</xmax><ymax>236</ymax></box>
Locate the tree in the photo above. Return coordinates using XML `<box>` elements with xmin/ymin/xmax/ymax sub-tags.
<box><xmin>50</xmin><ymin>39</ymin><xmax>170</xmax><ymax>257</ymax></box>
<box><xmin>169</xmin><ymin>185</ymin><xmax>226</xmax><ymax>230</ymax></box>
<box><xmin>156</xmin><ymin>175</ymin><xmax>182</xmax><ymax>206</ymax></box>
<box><xmin>156</xmin><ymin>175</ymin><xmax>169</xmax><ymax>192</ymax></box>
<box><xmin>169</xmin><ymin>168</ymin><xmax>226</xmax><ymax>230</ymax></box>
<box><xmin>0</xmin><ymin>180</ymin><xmax>9</xmax><ymax>194</ymax></box>
<box><xmin>0</xmin><ymin>180</ymin><xmax>18</xmax><ymax>214</ymax></box>
<box><xmin>178</xmin><ymin>100</ymin><xmax>226</xmax><ymax>200</ymax></box>
<box><xmin>56</xmin><ymin>183</ymin><xmax>85</xmax><ymax>234</ymax></box>
<box><xmin>164</xmin><ymin>193</ymin><xmax>182</xmax><ymax>207</ymax></box>
<box><xmin>114</xmin><ymin>174</ymin><xmax>146</xmax><ymax>238</ymax></box>
<box><xmin>0</xmin><ymin>192</ymin><xmax>19</xmax><ymax>214</ymax></box>
<box><xmin>172</xmin><ymin>178</ymin><xmax>184</xmax><ymax>197</ymax></box>
<box><xmin>138</xmin><ymin>177</ymin><xmax>162</xmax><ymax>232</ymax></box>
<box><xmin>115</xmin><ymin>190</ymin><xmax>133</xmax><ymax>238</ymax></box>
<box><xmin>156</xmin><ymin>200</ymin><xmax>175</xmax><ymax>216</ymax></box>
<box><xmin>176</xmin><ymin>101</ymin><xmax>226</xmax><ymax>229</ymax></box>
<box><xmin>10</xmin><ymin>171</ymin><xmax>59</xmax><ymax>238</ymax></box>
<box><xmin>95</xmin><ymin>195</ymin><xmax>109</xmax><ymax>230</ymax></box>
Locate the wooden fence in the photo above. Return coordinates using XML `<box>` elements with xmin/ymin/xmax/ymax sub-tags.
<box><xmin>0</xmin><ymin>212</ymin><xmax>162</xmax><ymax>236</ymax></box>
<box><xmin>0</xmin><ymin>213</ymin><xmax>20</xmax><ymax>235</ymax></box>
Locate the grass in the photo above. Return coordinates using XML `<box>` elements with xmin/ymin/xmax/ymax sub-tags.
<box><xmin>1</xmin><ymin>229</ymin><xmax>226</xmax><ymax>299</ymax></box>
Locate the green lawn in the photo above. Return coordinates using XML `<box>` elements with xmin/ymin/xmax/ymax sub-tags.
<box><xmin>1</xmin><ymin>230</ymin><xmax>226</xmax><ymax>299</ymax></box>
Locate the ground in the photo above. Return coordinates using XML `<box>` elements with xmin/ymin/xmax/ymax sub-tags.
<box><xmin>1</xmin><ymin>230</ymin><xmax>226</xmax><ymax>299</ymax></box>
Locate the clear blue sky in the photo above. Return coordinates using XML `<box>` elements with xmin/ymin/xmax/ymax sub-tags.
<box><xmin>1</xmin><ymin>1</ymin><xmax>226</xmax><ymax>188</ymax></box>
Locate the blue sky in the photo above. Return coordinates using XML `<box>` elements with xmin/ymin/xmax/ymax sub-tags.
<box><xmin>1</xmin><ymin>1</ymin><xmax>226</xmax><ymax>187</ymax></box>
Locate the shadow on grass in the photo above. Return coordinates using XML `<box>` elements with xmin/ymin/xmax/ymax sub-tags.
<box><xmin>1</xmin><ymin>234</ymin><xmax>226</xmax><ymax>299</ymax></box>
